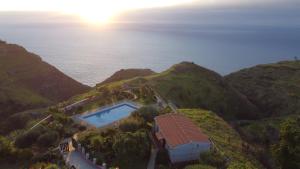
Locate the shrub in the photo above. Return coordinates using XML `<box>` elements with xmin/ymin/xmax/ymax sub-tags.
<box><xmin>119</xmin><ymin>116</ymin><xmax>145</xmax><ymax>132</ymax></box>
<box><xmin>45</xmin><ymin>164</ymin><xmax>59</xmax><ymax>169</ymax></box>
<box><xmin>185</xmin><ymin>164</ymin><xmax>216</xmax><ymax>169</ymax></box>
<box><xmin>113</xmin><ymin>130</ymin><xmax>150</xmax><ymax>166</ymax></box>
<box><xmin>37</xmin><ymin>131</ymin><xmax>59</xmax><ymax>147</ymax></box>
<box><xmin>2</xmin><ymin>113</ymin><xmax>31</xmax><ymax>133</ymax></box>
<box><xmin>156</xmin><ymin>149</ymin><xmax>169</xmax><ymax>166</ymax></box>
<box><xmin>132</xmin><ymin>106</ymin><xmax>159</xmax><ymax>122</ymax></box>
<box><xmin>0</xmin><ymin>136</ymin><xmax>14</xmax><ymax>161</ymax></box>
<box><xmin>227</xmin><ymin>161</ymin><xmax>257</xmax><ymax>169</ymax></box>
<box><xmin>158</xmin><ymin>164</ymin><xmax>170</xmax><ymax>169</ymax></box>
<box><xmin>15</xmin><ymin>129</ymin><xmax>42</xmax><ymax>148</ymax></box>
<box><xmin>78</xmin><ymin>125</ymin><xmax>87</xmax><ymax>131</ymax></box>
<box><xmin>16</xmin><ymin>148</ymin><xmax>33</xmax><ymax>161</ymax></box>
<box><xmin>271</xmin><ymin>116</ymin><xmax>300</xmax><ymax>169</ymax></box>
<box><xmin>199</xmin><ymin>151</ymin><xmax>226</xmax><ymax>168</ymax></box>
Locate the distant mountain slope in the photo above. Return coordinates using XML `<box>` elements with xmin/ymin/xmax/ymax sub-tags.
<box><xmin>98</xmin><ymin>68</ymin><xmax>155</xmax><ymax>85</ymax></box>
<box><xmin>146</xmin><ymin>62</ymin><xmax>261</xmax><ymax>119</ymax></box>
<box><xmin>225</xmin><ymin>61</ymin><xmax>300</xmax><ymax>117</ymax></box>
<box><xmin>0</xmin><ymin>40</ymin><xmax>90</xmax><ymax>117</ymax></box>
<box><xmin>110</xmin><ymin>62</ymin><xmax>259</xmax><ymax>120</ymax></box>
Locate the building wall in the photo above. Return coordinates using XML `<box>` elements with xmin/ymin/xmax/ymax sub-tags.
<box><xmin>166</xmin><ymin>142</ymin><xmax>211</xmax><ymax>163</ymax></box>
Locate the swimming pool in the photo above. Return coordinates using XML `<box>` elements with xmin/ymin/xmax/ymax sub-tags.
<box><xmin>79</xmin><ymin>101</ymin><xmax>139</xmax><ymax>128</ymax></box>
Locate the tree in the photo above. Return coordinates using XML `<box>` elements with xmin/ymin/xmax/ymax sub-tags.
<box><xmin>272</xmin><ymin>116</ymin><xmax>300</xmax><ymax>169</ymax></box>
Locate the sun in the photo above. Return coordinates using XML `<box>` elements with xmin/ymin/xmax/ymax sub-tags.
<box><xmin>62</xmin><ymin>1</ymin><xmax>123</xmax><ymax>24</ymax></box>
<box><xmin>78</xmin><ymin>10</ymin><xmax>116</xmax><ymax>24</ymax></box>
<box><xmin>60</xmin><ymin>0</ymin><xmax>198</xmax><ymax>24</ymax></box>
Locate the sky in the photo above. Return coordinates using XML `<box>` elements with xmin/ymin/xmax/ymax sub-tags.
<box><xmin>0</xmin><ymin>0</ymin><xmax>299</xmax><ymax>27</ymax></box>
<box><xmin>0</xmin><ymin>0</ymin><xmax>197</xmax><ymax>23</ymax></box>
<box><xmin>1</xmin><ymin>0</ymin><xmax>299</xmax><ymax>24</ymax></box>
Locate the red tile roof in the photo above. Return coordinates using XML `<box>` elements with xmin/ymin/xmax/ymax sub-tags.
<box><xmin>155</xmin><ymin>113</ymin><xmax>209</xmax><ymax>148</ymax></box>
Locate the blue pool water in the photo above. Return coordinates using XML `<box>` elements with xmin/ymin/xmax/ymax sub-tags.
<box><xmin>80</xmin><ymin>103</ymin><xmax>138</xmax><ymax>128</ymax></box>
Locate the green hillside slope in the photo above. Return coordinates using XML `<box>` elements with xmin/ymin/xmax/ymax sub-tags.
<box><xmin>98</xmin><ymin>68</ymin><xmax>155</xmax><ymax>85</ymax></box>
<box><xmin>181</xmin><ymin>109</ymin><xmax>262</xmax><ymax>169</ymax></box>
<box><xmin>146</xmin><ymin>62</ymin><xmax>261</xmax><ymax>119</ymax></box>
<box><xmin>225</xmin><ymin>61</ymin><xmax>300</xmax><ymax>117</ymax></box>
<box><xmin>95</xmin><ymin>62</ymin><xmax>260</xmax><ymax>119</ymax></box>
<box><xmin>0</xmin><ymin>40</ymin><xmax>90</xmax><ymax>117</ymax></box>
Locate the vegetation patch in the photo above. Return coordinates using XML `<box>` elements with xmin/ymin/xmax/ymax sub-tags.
<box><xmin>180</xmin><ymin>109</ymin><xmax>262</xmax><ymax>169</ymax></box>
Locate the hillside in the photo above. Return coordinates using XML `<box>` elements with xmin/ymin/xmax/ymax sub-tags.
<box><xmin>225</xmin><ymin>61</ymin><xmax>300</xmax><ymax>117</ymax></box>
<box><xmin>98</xmin><ymin>68</ymin><xmax>155</xmax><ymax>85</ymax></box>
<box><xmin>144</xmin><ymin>62</ymin><xmax>261</xmax><ymax>120</ymax></box>
<box><xmin>98</xmin><ymin>62</ymin><xmax>261</xmax><ymax>119</ymax></box>
<box><xmin>0</xmin><ymin>40</ymin><xmax>90</xmax><ymax>118</ymax></box>
<box><xmin>181</xmin><ymin>109</ymin><xmax>262</xmax><ymax>169</ymax></box>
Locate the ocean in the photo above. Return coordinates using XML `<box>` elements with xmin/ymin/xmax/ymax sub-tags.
<box><xmin>1</xmin><ymin>20</ymin><xmax>299</xmax><ymax>86</ymax></box>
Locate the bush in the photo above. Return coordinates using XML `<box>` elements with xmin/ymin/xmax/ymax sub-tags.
<box><xmin>132</xmin><ymin>106</ymin><xmax>159</xmax><ymax>122</ymax></box>
<box><xmin>119</xmin><ymin>116</ymin><xmax>146</xmax><ymax>132</ymax></box>
<box><xmin>2</xmin><ymin>113</ymin><xmax>31</xmax><ymax>133</ymax></box>
<box><xmin>227</xmin><ymin>161</ymin><xmax>257</xmax><ymax>169</ymax></box>
<box><xmin>30</xmin><ymin>163</ymin><xmax>60</xmax><ymax>169</ymax></box>
<box><xmin>78</xmin><ymin>125</ymin><xmax>87</xmax><ymax>131</ymax></box>
<box><xmin>113</xmin><ymin>130</ymin><xmax>150</xmax><ymax>166</ymax></box>
<box><xmin>158</xmin><ymin>164</ymin><xmax>170</xmax><ymax>169</ymax></box>
<box><xmin>45</xmin><ymin>164</ymin><xmax>59</xmax><ymax>169</ymax></box>
<box><xmin>15</xmin><ymin>129</ymin><xmax>42</xmax><ymax>148</ymax></box>
<box><xmin>199</xmin><ymin>151</ymin><xmax>226</xmax><ymax>168</ymax></box>
<box><xmin>0</xmin><ymin>136</ymin><xmax>14</xmax><ymax>161</ymax></box>
<box><xmin>16</xmin><ymin>148</ymin><xmax>33</xmax><ymax>161</ymax></box>
<box><xmin>37</xmin><ymin>131</ymin><xmax>59</xmax><ymax>147</ymax></box>
<box><xmin>185</xmin><ymin>164</ymin><xmax>216</xmax><ymax>169</ymax></box>
<box><xmin>156</xmin><ymin>149</ymin><xmax>169</xmax><ymax>165</ymax></box>
<box><xmin>272</xmin><ymin>116</ymin><xmax>300</xmax><ymax>169</ymax></box>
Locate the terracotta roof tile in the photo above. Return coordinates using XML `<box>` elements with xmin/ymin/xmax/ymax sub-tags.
<box><xmin>155</xmin><ymin>113</ymin><xmax>209</xmax><ymax>148</ymax></box>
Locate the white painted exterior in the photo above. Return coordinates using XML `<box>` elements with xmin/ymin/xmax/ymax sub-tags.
<box><xmin>166</xmin><ymin>141</ymin><xmax>211</xmax><ymax>163</ymax></box>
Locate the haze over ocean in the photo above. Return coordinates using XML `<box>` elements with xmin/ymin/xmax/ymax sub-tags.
<box><xmin>0</xmin><ymin>2</ymin><xmax>299</xmax><ymax>86</ymax></box>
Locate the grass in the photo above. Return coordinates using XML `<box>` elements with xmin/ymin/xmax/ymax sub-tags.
<box><xmin>180</xmin><ymin>109</ymin><xmax>263</xmax><ymax>169</ymax></box>
<box><xmin>238</xmin><ymin>114</ymin><xmax>300</xmax><ymax>144</ymax></box>
<box><xmin>225</xmin><ymin>60</ymin><xmax>300</xmax><ymax>117</ymax></box>
<box><xmin>185</xmin><ymin>164</ymin><xmax>216</xmax><ymax>169</ymax></box>
<box><xmin>144</xmin><ymin>62</ymin><xmax>260</xmax><ymax>120</ymax></box>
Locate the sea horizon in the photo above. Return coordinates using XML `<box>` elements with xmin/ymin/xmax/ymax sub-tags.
<box><xmin>1</xmin><ymin>12</ymin><xmax>299</xmax><ymax>86</ymax></box>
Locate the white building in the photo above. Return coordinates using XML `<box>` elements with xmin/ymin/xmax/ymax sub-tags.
<box><xmin>154</xmin><ymin>113</ymin><xmax>211</xmax><ymax>163</ymax></box>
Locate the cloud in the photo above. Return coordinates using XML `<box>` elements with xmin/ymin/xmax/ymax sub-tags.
<box><xmin>114</xmin><ymin>0</ymin><xmax>300</xmax><ymax>28</ymax></box>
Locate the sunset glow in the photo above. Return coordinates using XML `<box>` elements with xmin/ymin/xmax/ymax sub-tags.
<box><xmin>0</xmin><ymin>0</ymin><xmax>197</xmax><ymax>24</ymax></box>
